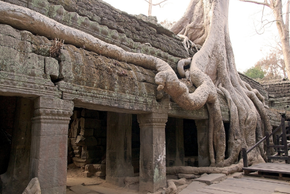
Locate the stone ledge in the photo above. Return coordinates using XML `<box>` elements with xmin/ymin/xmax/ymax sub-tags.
<box><xmin>0</xmin><ymin>71</ymin><xmax>60</xmax><ymax>98</ymax></box>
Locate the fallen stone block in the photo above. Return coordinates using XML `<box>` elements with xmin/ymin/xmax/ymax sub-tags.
<box><xmin>194</xmin><ymin>173</ymin><xmax>226</xmax><ymax>185</ymax></box>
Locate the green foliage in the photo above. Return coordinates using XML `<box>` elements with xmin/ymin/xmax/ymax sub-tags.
<box><xmin>244</xmin><ymin>66</ymin><xmax>265</xmax><ymax>80</ymax></box>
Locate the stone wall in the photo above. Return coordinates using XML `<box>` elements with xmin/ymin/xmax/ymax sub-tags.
<box><xmin>263</xmin><ymin>81</ymin><xmax>290</xmax><ymax>109</ymax></box>
<box><xmin>2</xmin><ymin>0</ymin><xmax>188</xmax><ymax>70</ymax></box>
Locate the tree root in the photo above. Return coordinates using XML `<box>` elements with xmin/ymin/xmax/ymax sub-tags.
<box><xmin>165</xmin><ymin>178</ymin><xmax>187</xmax><ymax>194</ymax></box>
<box><xmin>171</xmin><ymin>0</ymin><xmax>273</xmax><ymax>167</ymax></box>
<box><xmin>147</xmin><ymin>178</ymin><xmax>189</xmax><ymax>194</ymax></box>
<box><xmin>167</xmin><ymin>162</ymin><xmax>243</xmax><ymax>176</ymax></box>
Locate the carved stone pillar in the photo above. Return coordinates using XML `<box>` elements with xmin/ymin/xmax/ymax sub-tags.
<box><xmin>195</xmin><ymin>120</ymin><xmax>210</xmax><ymax>167</ymax></box>
<box><xmin>137</xmin><ymin>113</ymin><xmax>168</xmax><ymax>193</ymax></box>
<box><xmin>106</xmin><ymin>112</ymin><xmax>134</xmax><ymax>186</ymax></box>
<box><xmin>30</xmin><ymin>97</ymin><xmax>73</xmax><ymax>194</ymax></box>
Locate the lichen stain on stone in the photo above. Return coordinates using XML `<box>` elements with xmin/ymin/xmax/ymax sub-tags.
<box><xmin>153</xmin><ymin>167</ymin><xmax>160</xmax><ymax>183</ymax></box>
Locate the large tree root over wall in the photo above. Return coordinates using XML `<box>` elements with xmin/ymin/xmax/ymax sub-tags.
<box><xmin>0</xmin><ymin>0</ymin><xmax>271</xmax><ymax>170</ymax></box>
<box><xmin>171</xmin><ymin>0</ymin><xmax>272</xmax><ymax>167</ymax></box>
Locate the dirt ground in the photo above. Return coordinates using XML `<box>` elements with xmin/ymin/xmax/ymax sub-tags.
<box><xmin>66</xmin><ymin>164</ymin><xmax>139</xmax><ymax>194</ymax></box>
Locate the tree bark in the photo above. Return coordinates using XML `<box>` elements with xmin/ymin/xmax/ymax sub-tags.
<box><xmin>273</xmin><ymin>0</ymin><xmax>290</xmax><ymax>79</ymax></box>
<box><xmin>148</xmin><ymin>0</ymin><xmax>153</xmax><ymax>16</ymax></box>
<box><xmin>172</xmin><ymin>0</ymin><xmax>272</xmax><ymax>166</ymax></box>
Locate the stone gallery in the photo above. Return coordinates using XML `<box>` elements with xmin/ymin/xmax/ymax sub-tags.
<box><xmin>0</xmin><ymin>0</ymin><xmax>288</xmax><ymax>193</ymax></box>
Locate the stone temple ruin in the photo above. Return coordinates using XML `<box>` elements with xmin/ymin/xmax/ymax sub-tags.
<box><xmin>0</xmin><ymin>0</ymin><xmax>289</xmax><ymax>193</ymax></box>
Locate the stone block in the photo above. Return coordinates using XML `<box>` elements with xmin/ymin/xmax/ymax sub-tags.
<box><xmin>95</xmin><ymin>171</ymin><xmax>105</xmax><ymax>177</ymax></box>
<box><xmin>0</xmin><ymin>24</ymin><xmax>21</xmax><ymax>39</ymax></box>
<box><xmin>232</xmin><ymin>172</ymin><xmax>243</xmax><ymax>178</ymax></box>
<box><xmin>25</xmin><ymin>53</ymin><xmax>45</xmax><ymax>77</ymax></box>
<box><xmin>0</xmin><ymin>34</ymin><xmax>20</xmax><ymax>50</ymax></box>
<box><xmin>194</xmin><ymin>173</ymin><xmax>226</xmax><ymax>185</ymax></box>
<box><xmin>34</xmin><ymin>97</ymin><xmax>74</xmax><ymax>112</ymax></box>
<box><xmin>83</xmin><ymin>171</ymin><xmax>94</xmax><ymax>177</ymax></box>
<box><xmin>59</xmin><ymin>49</ymin><xmax>74</xmax><ymax>81</ymax></box>
<box><xmin>45</xmin><ymin>57</ymin><xmax>59</xmax><ymax>79</ymax></box>
<box><xmin>0</xmin><ymin>46</ymin><xmax>19</xmax><ymax>71</ymax></box>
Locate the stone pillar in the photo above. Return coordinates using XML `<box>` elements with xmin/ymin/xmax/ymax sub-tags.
<box><xmin>138</xmin><ymin>113</ymin><xmax>168</xmax><ymax>193</ymax></box>
<box><xmin>195</xmin><ymin>120</ymin><xmax>210</xmax><ymax>167</ymax></box>
<box><xmin>30</xmin><ymin>97</ymin><xmax>73</xmax><ymax>194</ymax></box>
<box><xmin>106</xmin><ymin>112</ymin><xmax>134</xmax><ymax>186</ymax></box>
<box><xmin>166</xmin><ymin>118</ymin><xmax>184</xmax><ymax>167</ymax></box>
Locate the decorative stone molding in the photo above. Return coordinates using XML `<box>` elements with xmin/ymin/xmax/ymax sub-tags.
<box><xmin>0</xmin><ymin>72</ymin><xmax>60</xmax><ymax>98</ymax></box>
<box><xmin>34</xmin><ymin>109</ymin><xmax>72</xmax><ymax>117</ymax></box>
<box><xmin>138</xmin><ymin>117</ymin><xmax>168</xmax><ymax>125</ymax></box>
<box><xmin>32</xmin><ymin>97</ymin><xmax>74</xmax><ymax>121</ymax></box>
<box><xmin>137</xmin><ymin>113</ymin><xmax>168</xmax><ymax>126</ymax></box>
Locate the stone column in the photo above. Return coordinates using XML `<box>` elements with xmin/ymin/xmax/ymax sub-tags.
<box><xmin>106</xmin><ymin>112</ymin><xmax>134</xmax><ymax>186</ymax></box>
<box><xmin>166</xmin><ymin>118</ymin><xmax>184</xmax><ymax>167</ymax></box>
<box><xmin>30</xmin><ymin>97</ymin><xmax>73</xmax><ymax>194</ymax></box>
<box><xmin>138</xmin><ymin>113</ymin><xmax>168</xmax><ymax>193</ymax></box>
<box><xmin>195</xmin><ymin>120</ymin><xmax>210</xmax><ymax>167</ymax></box>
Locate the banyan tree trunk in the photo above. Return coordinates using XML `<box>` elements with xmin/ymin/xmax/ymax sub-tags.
<box><xmin>170</xmin><ymin>0</ymin><xmax>272</xmax><ymax>167</ymax></box>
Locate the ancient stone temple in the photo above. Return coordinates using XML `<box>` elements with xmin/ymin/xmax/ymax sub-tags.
<box><xmin>0</xmin><ymin>0</ymin><xmax>283</xmax><ymax>194</ymax></box>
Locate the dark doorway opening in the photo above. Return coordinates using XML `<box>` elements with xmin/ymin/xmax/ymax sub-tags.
<box><xmin>183</xmin><ymin>119</ymin><xmax>198</xmax><ymax>166</ymax></box>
